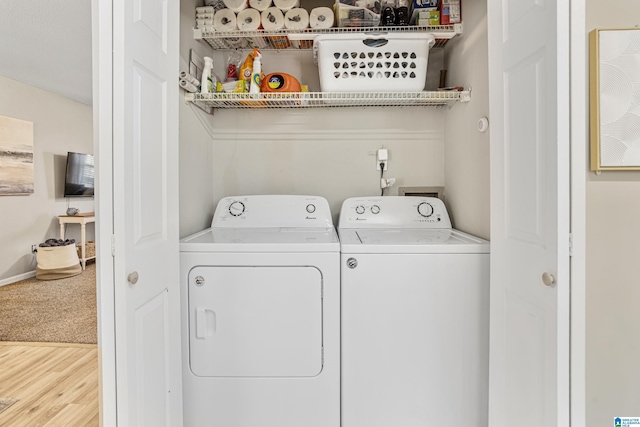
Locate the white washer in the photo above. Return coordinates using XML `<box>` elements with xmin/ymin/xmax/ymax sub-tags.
<box><xmin>338</xmin><ymin>196</ymin><xmax>489</xmax><ymax>427</ymax></box>
<box><xmin>180</xmin><ymin>195</ymin><xmax>340</xmax><ymax>427</ymax></box>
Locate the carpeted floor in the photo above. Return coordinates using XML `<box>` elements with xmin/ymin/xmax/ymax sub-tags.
<box><xmin>0</xmin><ymin>263</ymin><xmax>97</xmax><ymax>344</ymax></box>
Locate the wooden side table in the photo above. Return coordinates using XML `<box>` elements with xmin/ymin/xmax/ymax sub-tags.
<box><xmin>58</xmin><ymin>212</ymin><xmax>96</xmax><ymax>270</ymax></box>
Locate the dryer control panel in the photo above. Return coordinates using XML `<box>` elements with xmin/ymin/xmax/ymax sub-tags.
<box><xmin>338</xmin><ymin>196</ymin><xmax>452</xmax><ymax>229</ymax></box>
<box><xmin>212</xmin><ymin>195</ymin><xmax>334</xmax><ymax>228</ymax></box>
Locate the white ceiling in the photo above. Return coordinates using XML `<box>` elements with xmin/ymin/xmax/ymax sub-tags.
<box><xmin>0</xmin><ymin>0</ymin><xmax>93</xmax><ymax>105</ymax></box>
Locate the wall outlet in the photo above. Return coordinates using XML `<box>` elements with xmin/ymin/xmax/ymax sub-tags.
<box><xmin>377</xmin><ymin>148</ymin><xmax>389</xmax><ymax>171</ymax></box>
<box><xmin>31</xmin><ymin>244</ymin><xmax>38</xmax><ymax>254</ymax></box>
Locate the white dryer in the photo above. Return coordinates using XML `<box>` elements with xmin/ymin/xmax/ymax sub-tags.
<box><xmin>338</xmin><ymin>196</ymin><xmax>489</xmax><ymax>427</ymax></box>
<box><xmin>180</xmin><ymin>195</ymin><xmax>340</xmax><ymax>427</ymax></box>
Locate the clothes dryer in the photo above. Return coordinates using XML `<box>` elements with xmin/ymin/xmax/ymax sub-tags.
<box><xmin>338</xmin><ymin>196</ymin><xmax>489</xmax><ymax>427</ymax></box>
<box><xmin>180</xmin><ymin>195</ymin><xmax>340</xmax><ymax>427</ymax></box>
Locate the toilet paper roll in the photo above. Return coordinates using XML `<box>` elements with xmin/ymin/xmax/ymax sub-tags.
<box><xmin>179</xmin><ymin>72</ymin><xmax>201</xmax><ymax>87</ymax></box>
<box><xmin>261</xmin><ymin>7</ymin><xmax>285</xmax><ymax>30</ymax></box>
<box><xmin>196</xmin><ymin>19</ymin><xmax>215</xmax><ymax>28</ymax></box>
<box><xmin>195</xmin><ymin>12</ymin><xmax>215</xmax><ymax>19</ymax></box>
<box><xmin>237</xmin><ymin>8</ymin><xmax>262</xmax><ymax>31</ymax></box>
<box><xmin>196</xmin><ymin>6</ymin><xmax>215</xmax><ymax>13</ymax></box>
<box><xmin>249</xmin><ymin>0</ymin><xmax>272</xmax><ymax>11</ymax></box>
<box><xmin>284</xmin><ymin>8</ymin><xmax>309</xmax><ymax>30</ymax></box>
<box><xmin>222</xmin><ymin>0</ymin><xmax>248</xmax><ymax>12</ymax></box>
<box><xmin>273</xmin><ymin>0</ymin><xmax>299</xmax><ymax>11</ymax></box>
<box><xmin>214</xmin><ymin>8</ymin><xmax>237</xmax><ymax>31</ymax></box>
<box><xmin>309</xmin><ymin>7</ymin><xmax>334</xmax><ymax>29</ymax></box>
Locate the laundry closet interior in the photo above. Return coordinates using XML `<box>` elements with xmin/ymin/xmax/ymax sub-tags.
<box><xmin>177</xmin><ymin>0</ymin><xmax>490</xmax><ymax>240</ymax></box>
<box><xmin>175</xmin><ymin>0</ymin><xmax>491</xmax><ymax>425</ymax></box>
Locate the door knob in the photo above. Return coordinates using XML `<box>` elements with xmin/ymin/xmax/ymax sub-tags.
<box><xmin>128</xmin><ymin>271</ymin><xmax>139</xmax><ymax>285</ymax></box>
<box><xmin>542</xmin><ymin>272</ymin><xmax>555</xmax><ymax>286</ymax></box>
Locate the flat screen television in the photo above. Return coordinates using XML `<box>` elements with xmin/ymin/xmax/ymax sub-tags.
<box><xmin>64</xmin><ymin>152</ymin><xmax>95</xmax><ymax>197</ymax></box>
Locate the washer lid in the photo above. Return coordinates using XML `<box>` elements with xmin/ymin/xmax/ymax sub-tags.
<box><xmin>180</xmin><ymin>227</ymin><xmax>340</xmax><ymax>253</ymax></box>
<box><xmin>338</xmin><ymin>228</ymin><xmax>489</xmax><ymax>254</ymax></box>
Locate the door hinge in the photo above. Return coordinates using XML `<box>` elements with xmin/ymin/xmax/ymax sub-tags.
<box><xmin>568</xmin><ymin>233</ymin><xmax>573</xmax><ymax>257</ymax></box>
<box><xmin>111</xmin><ymin>234</ymin><xmax>116</xmax><ymax>257</ymax></box>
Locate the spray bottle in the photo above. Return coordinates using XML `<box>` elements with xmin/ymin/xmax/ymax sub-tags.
<box><xmin>200</xmin><ymin>56</ymin><xmax>215</xmax><ymax>94</ymax></box>
<box><xmin>249</xmin><ymin>48</ymin><xmax>262</xmax><ymax>94</ymax></box>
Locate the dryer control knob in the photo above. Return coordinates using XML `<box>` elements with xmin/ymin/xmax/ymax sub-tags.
<box><xmin>355</xmin><ymin>205</ymin><xmax>365</xmax><ymax>215</ymax></box>
<box><xmin>371</xmin><ymin>205</ymin><xmax>380</xmax><ymax>214</ymax></box>
<box><xmin>417</xmin><ymin>202</ymin><xmax>434</xmax><ymax>217</ymax></box>
<box><xmin>229</xmin><ymin>201</ymin><xmax>245</xmax><ymax>217</ymax></box>
<box><xmin>306</xmin><ymin>204</ymin><xmax>316</xmax><ymax>213</ymax></box>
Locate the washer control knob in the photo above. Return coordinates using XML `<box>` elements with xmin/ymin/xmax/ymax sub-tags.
<box><xmin>417</xmin><ymin>202</ymin><xmax>434</xmax><ymax>217</ymax></box>
<box><xmin>371</xmin><ymin>205</ymin><xmax>380</xmax><ymax>214</ymax></box>
<box><xmin>195</xmin><ymin>276</ymin><xmax>205</xmax><ymax>286</ymax></box>
<box><xmin>229</xmin><ymin>201</ymin><xmax>245</xmax><ymax>217</ymax></box>
<box><xmin>355</xmin><ymin>205</ymin><xmax>365</xmax><ymax>215</ymax></box>
<box><xmin>306</xmin><ymin>204</ymin><xmax>316</xmax><ymax>213</ymax></box>
<box><xmin>347</xmin><ymin>257</ymin><xmax>358</xmax><ymax>269</ymax></box>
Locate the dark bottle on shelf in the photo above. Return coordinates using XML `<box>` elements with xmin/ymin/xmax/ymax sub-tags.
<box><xmin>380</xmin><ymin>6</ymin><xmax>395</xmax><ymax>26</ymax></box>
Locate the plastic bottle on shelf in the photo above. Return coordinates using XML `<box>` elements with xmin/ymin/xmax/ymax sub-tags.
<box><xmin>200</xmin><ymin>56</ymin><xmax>215</xmax><ymax>94</ymax></box>
<box><xmin>249</xmin><ymin>48</ymin><xmax>262</xmax><ymax>94</ymax></box>
<box><xmin>395</xmin><ymin>0</ymin><xmax>409</xmax><ymax>25</ymax></box>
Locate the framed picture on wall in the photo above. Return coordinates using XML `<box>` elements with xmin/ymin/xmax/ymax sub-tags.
<box><xmin>590</xmin><ymin>28</ymin><xmax>640</xmax><ymax>171</ymax></box>
<box><xmin>0</xmin><ymin>115</ymin><xmax>34</xmax><ymax>195</ymax></box>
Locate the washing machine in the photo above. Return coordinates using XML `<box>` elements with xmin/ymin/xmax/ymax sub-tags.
<box><xmin>180</xmin><ymin>195</ymin><xmax>340</xmax><ymax>427</ymax></box>
<box><xmin>338</xmin><ymin>196</ymin><xmax>489</xmax><ymax>427</ymax></box>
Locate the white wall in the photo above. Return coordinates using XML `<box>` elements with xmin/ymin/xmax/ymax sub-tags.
<box><xmin>209</xmin><ymin>107</ymin><xmax>445</xmax><ymax>223</ymax></box>
<box><xmin>585</xmin><ymin>1</ymin><xmax>640</xmax><ymax>425</ymax></box>
<box><xmin>442</xmin><ymin>0</ymin><xmax>489</xmax><ymax>239</ymax></box>
<box><xmin>0</xmin><ymin>74</ymin><xmax>94</xmax><ymax>282</ymax></box>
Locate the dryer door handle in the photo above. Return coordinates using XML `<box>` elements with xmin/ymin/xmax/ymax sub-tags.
<box><xmin>196</xmin><ymin>307</ymin><xmax>217</xmax><ymax>338</ymax></box>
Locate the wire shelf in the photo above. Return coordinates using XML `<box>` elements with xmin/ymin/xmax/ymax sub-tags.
<box><xmin>185</xmin><ymin>90</ymin><xmax>469</xmax><ymax>109</ymax></box>
<box><xmin>193</xmin><ymin>24</ymin><xmax>462</xmax><ymax>50</ymax></box>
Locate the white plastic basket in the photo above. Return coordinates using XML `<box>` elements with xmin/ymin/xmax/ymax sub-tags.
<box><xmin>313</xmin><ymin>32</ymin><xmax>436</xmax><ymax>92</ymax></box>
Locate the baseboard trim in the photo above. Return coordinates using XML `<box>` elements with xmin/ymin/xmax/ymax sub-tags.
<box><xmin>0</xmin><ymin>270</ymin><xmax>36</xmax><ymax>287</ymax></box>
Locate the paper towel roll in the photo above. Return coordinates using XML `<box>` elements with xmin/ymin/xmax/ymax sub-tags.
<box><xmin>237</xmin><ymin>8</ymin><xmax>262</xmax><ymax>30</ymax></box>
<box><xmin>249</xmin><ymin>0</ymin><xmax>272</xmax><ymax>11</ymax></box>
<box><xmin>214</xmin><ymin>9</ymin><xmax>237</xmax><ymax>31</ymax></box>
<box><xmin>284</xmin><ymin>8</ymin><xmax>309</xmax><ymax>30</ymax></box>
<box><xmin>179</xmin><ymin>72</ymin><xmax>201</xmax><ymax>87</ymax></box>
<box><xmin>179</xmin><ymin>79</ymin><xmax>199</xmax><ymax>93</ymax></box>
<box><xmin>222</xmin><ymin>0</ymin><xmax>248</xmax><ymax>12</ymax></box>
<box><xmin>261</xmin><ymin>7</ymin><xmax>285</xmax><ymax>30</ymax></box>
<box><xmin>273</xmin><ymin>0</ymin><xmax>299</xmax><ymax>11</ymax></box>
<box><xmin>309</xmin><ymin>7</ymin><xmax>334</xmax><ymax>28</ymax></box>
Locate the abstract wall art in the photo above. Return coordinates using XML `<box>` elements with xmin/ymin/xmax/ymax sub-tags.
<box><xmin>0</xmin><ymin>115</ymin><xmax>34</xmax><ymax>195</ymax></box>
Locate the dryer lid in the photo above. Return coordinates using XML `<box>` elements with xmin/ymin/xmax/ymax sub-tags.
<box><xmin>180</xmin><ymin>227</ymin><xmax>340</xmax><ymax>252</ymax></box>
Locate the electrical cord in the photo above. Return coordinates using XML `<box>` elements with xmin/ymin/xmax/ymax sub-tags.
<box><xmin>380</xmin><ymin>162</ymin><xmax>385</xmax><ymax>196</ymax></box>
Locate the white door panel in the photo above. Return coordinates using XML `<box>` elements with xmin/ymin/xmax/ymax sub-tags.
<box><xmin>488</xmin><ymin>0</ymin><xmax>570</xmax><ymax>426</ymax></box>
<box><xmin>111</xmin><ymin>0</ymin><xmax>182</xmax><ymax>424</ymax></box>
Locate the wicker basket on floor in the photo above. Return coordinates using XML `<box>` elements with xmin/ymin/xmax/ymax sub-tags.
<box><xmin>76</xmin><ymin>241</ymin><xmax>96</xmax><ymax>259</ymax></box>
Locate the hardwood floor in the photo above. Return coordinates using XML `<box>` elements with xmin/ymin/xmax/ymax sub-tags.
<box><xmin>0</xmin><ymin>342</ymin><xmax>99</xmax><ymax>427</ymax></box>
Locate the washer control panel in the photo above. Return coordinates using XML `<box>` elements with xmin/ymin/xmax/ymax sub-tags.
<box><xmin>338</xmin><ymin>196</ymin><xmax>452</xmax><ymax>229</ymax></box>
<box><xmin>212</xmin><ymin>195</ymin><xmax>334</xmax><ymax>228</ymax></box>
